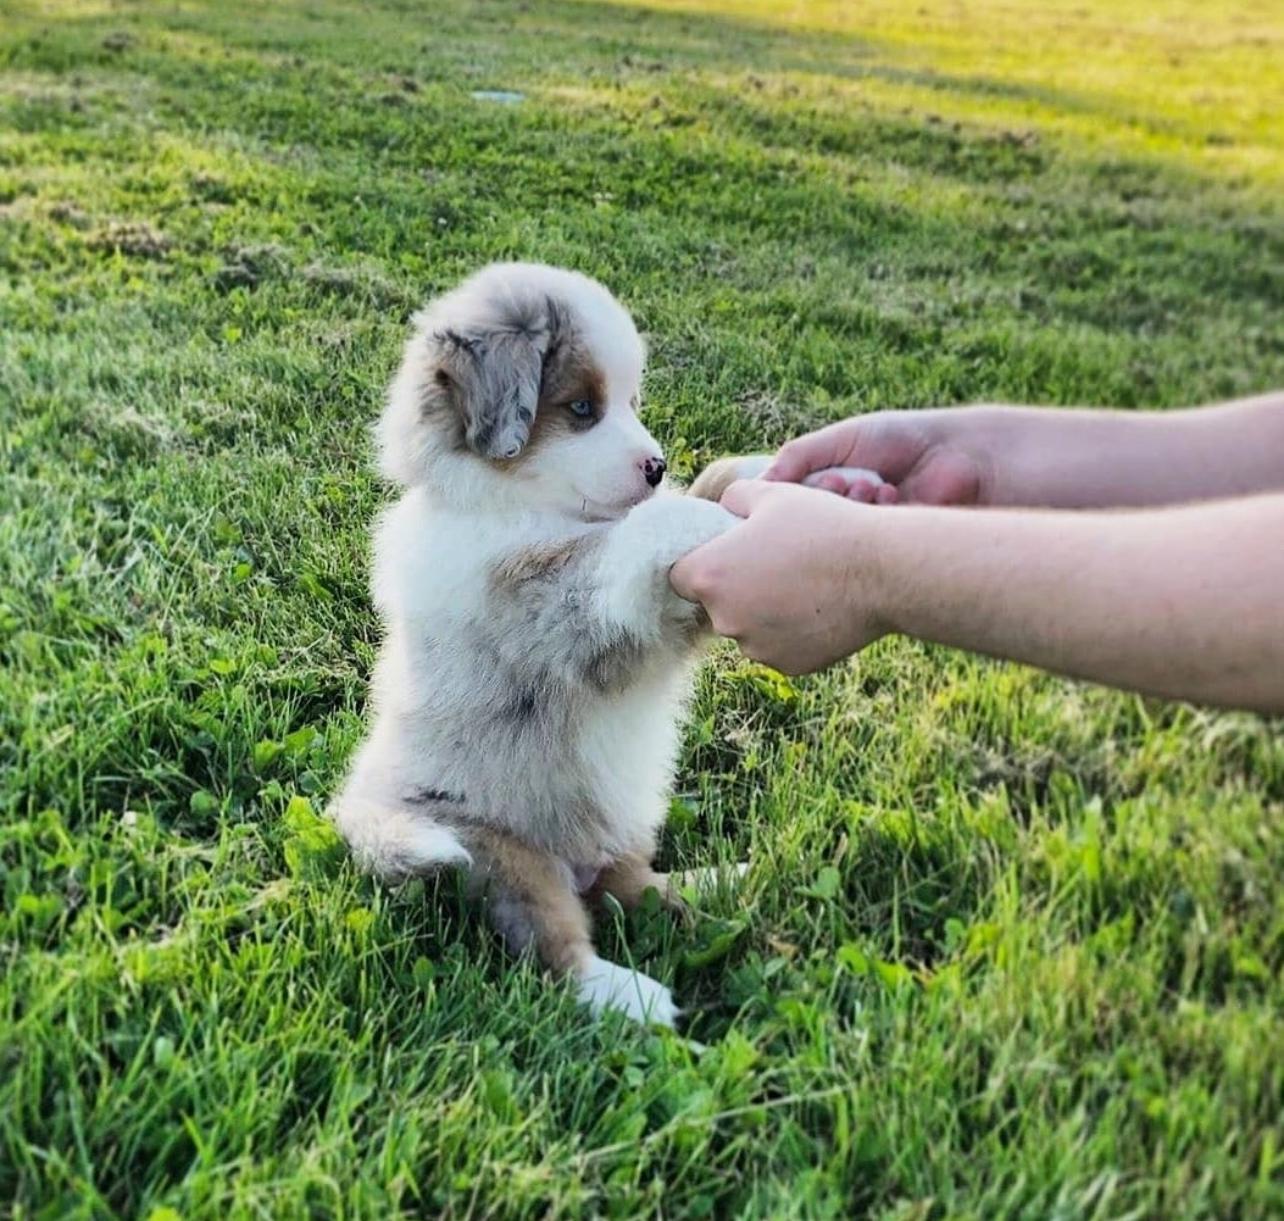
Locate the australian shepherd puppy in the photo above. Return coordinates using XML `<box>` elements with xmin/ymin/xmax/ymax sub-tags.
<box><xmin>329</xmin><ymin>262</ymin><xmax>750</xmax><ymax>1026</ymax></box>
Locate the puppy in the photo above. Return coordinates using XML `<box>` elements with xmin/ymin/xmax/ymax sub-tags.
<box><xmin>329</xmin><ymin>263</ymin><xmax>742</xmax><ymax>1025</ymax></box>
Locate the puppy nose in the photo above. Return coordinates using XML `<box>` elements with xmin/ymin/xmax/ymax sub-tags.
<box><xmin>642</xmin><ymin>456</ymin><xmax>666</xmax><ymax>488</ymax></box>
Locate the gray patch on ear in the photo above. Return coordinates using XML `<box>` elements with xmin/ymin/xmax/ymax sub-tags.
<box><xmin>433</xmin><ymin>298</ymin><xmax>557</xmax><ymax>459</ymax></box>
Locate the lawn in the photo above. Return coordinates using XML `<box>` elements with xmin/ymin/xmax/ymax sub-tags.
<box><xmin>2</xmin><ymin>0</ymin><xmax>1283</xmax><ymax>1215</ymax></box>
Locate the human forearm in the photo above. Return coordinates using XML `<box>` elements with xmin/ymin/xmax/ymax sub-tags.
<box><xmin>765</xmin><ymin>394</ymin><xmax>1284</xmax><ymax>510</ymax></box>
<box><xmin>938</xmin><ymin>394</ymin><xmax>1284</xmax><ymax>509</ymax></box>
<box><xmin>858</xmin><ymin>494</ymin><xmax>1284</xmax><ymax>712</ymax></box>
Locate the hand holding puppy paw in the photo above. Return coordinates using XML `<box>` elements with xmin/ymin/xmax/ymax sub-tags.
<box><xmin>624</xmin><ymin>490</ymin><xmax>739</xmax><ymax>569</ymax></box>
<box><xmin>670</xmin><ymin>479</ymin><xmax>888</xmax><ymax>674</ymax></box>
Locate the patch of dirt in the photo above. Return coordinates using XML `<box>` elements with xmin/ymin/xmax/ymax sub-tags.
<box><xmin>82</xmin><ymin>402</ymin><xmax>183</xmax><ymax>456</ymax></box>
<box><xmin>302</xmin><ymin>260</ymin><xmax>408</xmax><ymax>309</ymax></box>
<box><xmin>213</xmin><ymin>263</ymin><xmax>258</xmax><ymax>291</ymax></box>
<box><xmin>734</xmin><ymin>389</ymin><xmax>820</xmax><ymax>437</ymax></box>
<box><xmin>189</xmin><ymin>172</ymin><xmax>238</xmax><ymax>204</ymax></box>
<box><xmin>90</xmin><ymin>220</ymin><xmax>171</xmax><ymax>259</ymax></box>
<box><xmin>186</xmin><ymin>398</ymin><xmax>256</xmax><ymax>445</ymax></box>
<box><xmin>310</xmin><ymin>320</ymin><xmax>367</xmax><ymax>350</ymax></box>
<box><xmin>49</xmin><ymin>201</ymin><xmax>92</xmax><ymax>229</ymax></box>
<box><xmin>213</xmin><ymin>242</ymin><xmax>289</xmax><ymax>291</ymax></box>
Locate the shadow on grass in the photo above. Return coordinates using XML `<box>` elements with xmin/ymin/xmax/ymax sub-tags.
<box><xmin>14</xmin><ymin>0</ymin><xmax>1247</xmax><ymax>147</ymax></box>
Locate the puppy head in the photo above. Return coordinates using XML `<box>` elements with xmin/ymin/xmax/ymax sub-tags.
<box><xmin>380</xmin><ymin>262</ymin><xmax>663</xmax><ymax>520</ymax></box>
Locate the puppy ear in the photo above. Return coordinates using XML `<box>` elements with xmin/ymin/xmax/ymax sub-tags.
<box><xmin>432</xmin><ymin>325</ymin><xmax>549</xmax><ymax>460</ymax></box>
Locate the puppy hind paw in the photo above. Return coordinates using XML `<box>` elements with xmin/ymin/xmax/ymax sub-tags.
<box><xmin>674</xmin><ymin>861</ymin><xmax>750</xmax><ymax>895</ymax></box>
<box><xmin>577</xmin><ymin>955</ymin><xmax>679</xmax><ymax>1027</ymax></box>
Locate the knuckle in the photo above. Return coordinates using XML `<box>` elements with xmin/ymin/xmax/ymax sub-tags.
<box><xmin>684</xmin><ymin>573</ymin><xmax>715</xmax><ymax>607</ymax></box>
<box><xmin>708</xmin><ymin>607</ymin><xmax>737</xmax><ymax>637</ymax></box>
<box><xmin>694</xmin><ymin>559</ymin><xmax>726</xmax><ymax>594</ymax></box>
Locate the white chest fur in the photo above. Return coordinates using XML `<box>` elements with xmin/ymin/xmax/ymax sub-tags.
<box><xmin>356</xmin><ymin>491</ymin><xmax>722</xmax><ymax>864</ymax></box>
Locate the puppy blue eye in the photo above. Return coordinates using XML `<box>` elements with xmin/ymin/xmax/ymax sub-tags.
<box><xmin>568</xmin><ymin>399</ymin><xmax>594</xmax><ymax>418</ymax></box>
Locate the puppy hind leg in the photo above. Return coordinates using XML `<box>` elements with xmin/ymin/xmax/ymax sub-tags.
<box><xmin>673</xmin><ymin>861</ymin><xmax>751</xmax><ymax>893</ymax></box>
<box><xmin>470</xmin><ymin>831</ymin><xmax>679</xmax><ymax>1027</ymax></box>
<box><xmin>590</xmin><ymin>852</ymin><xmax>693</xmax><ymax>926</ymax></box>
<box><xmin>594</xmin><ymin>855</ymin><xmax>750</xmax><ymax>920</ymax></box>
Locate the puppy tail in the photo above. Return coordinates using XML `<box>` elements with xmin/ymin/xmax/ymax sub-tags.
<box><xmin>329</xmin><ymin>794</ymin><xmax>472</xmax><ymax>883</ymax></box>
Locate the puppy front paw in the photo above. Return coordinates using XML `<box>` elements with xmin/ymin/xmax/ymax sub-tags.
<box><xmin>626</xmin><ymin>491</ymin><xmax>738</xmax><ymax>569</ymax></box>
<box><xmin>688</xmin><ymin>455</ymin><xmax>887</xmax><ymax>501</ymax></box>
<box><xmin>577</xmin><ymin>955</ymin><xmax>679</xmax><ymax>1026</ymax></box>
<box><xmin>802</xmin><ymin>465</ymin><xmax>886</xmax><ymax>496</ymax></box>
<box><xmin>597</xmin><ymin>493</ymin><xmax>736</xmax><ymax>633</ymax></box>
<box><xmin>687</xmin><ymin>455</ymin><xmax>771</xmax><ymax>501</ymax></box>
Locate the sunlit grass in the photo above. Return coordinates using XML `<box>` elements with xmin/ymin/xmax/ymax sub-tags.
<box><xmin>2</xmin><ymin>0</ymin><xmax>1282</xmax><ymax>1216</ymax></box>
<box><xmin>609</xmin><ymin>0</ymin><xmax>1284</xmax><ymax>183</ymax></box>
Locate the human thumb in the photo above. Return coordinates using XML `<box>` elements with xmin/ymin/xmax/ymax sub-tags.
<box><xmin>761</xmin><ymin>438</ymin><xmax>817</xmax><ymax>483</ymax></box>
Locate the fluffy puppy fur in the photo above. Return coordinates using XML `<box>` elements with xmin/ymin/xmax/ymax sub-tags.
<box><xmin>329</xmin><ymin>262</ymin><xmax>743</xmax><ymax>1025</ymax></box>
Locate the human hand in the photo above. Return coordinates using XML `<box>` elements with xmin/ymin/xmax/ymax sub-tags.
<box><xmin>764</xmin><ymin>411</ymin><xmax>990</xmax><ymax>506</ymax></box>
<box><xmin>669</xmin><ymin>479</ymin><xmax>886</xmax><ymax>674</ymax></box>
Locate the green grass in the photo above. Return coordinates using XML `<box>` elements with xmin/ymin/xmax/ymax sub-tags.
<box><xmin>3</xmin><ymin>0</ymin><xmax>1283</xmax><ymax>1215</ymax></box>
